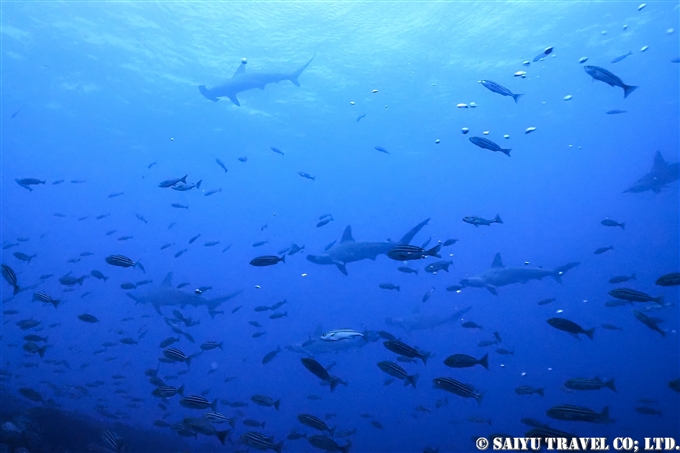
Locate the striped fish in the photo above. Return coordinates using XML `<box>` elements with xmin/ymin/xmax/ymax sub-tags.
<box><xmin>32</xmin><ymin>292</ymin><xmax>60</xmax><ymax>308</ymax></box>
<box><xmin>564</xmin><ymin>377</ymin><xmax>616</xmax><ymax>393</ymax></box>
<box><xmin>180</xmin><ymin>395</ymin><xmax>217</xmax><ymax>411</ymax></box>
<box><xmin>102</xmin><ymin>430</ymin><xmax>124</xmax><ymax>453</ymax></box>
<box><xmin>480</xmin><ymin>80</ymin><xmax>523</xmax><ymax>103</ymax></box>
<box><xmin>241</xmin><ymin>432</ymin><xmax>283</xmax><ymax>453</ymax></box>
<box><xmin>297</xmin><ymin>414</ymin><xmax>335</xmax><ymax>435</ymax></box>
<box><xmin>1</xmin><ymin>264</ymin><xmax>20</xmax><ymax>295</ymax></box>
<box><xmin>433</xmin><ymin>377</ymin><xmax>483</xmax><ymax>404</ymax></box>
<box><xmin>546</xmin><ymin>404</ymin><xmax>612</xmax><ymax>424</ymax></box>
<box><xmin>19</xmin><ymin>387</ymin><xmax>43</xmax><ymax>402</ymax></box>
<box><xmin>307</xmin><ymin>435</ymin><xmax>350</xmax><ymax>453</ymax></box>
<box><xmin>105</xmin><ymin>255</ymin><xmax>145</xmax><ymax>273</ymax></box>
<box><xmin>656</xmin><ymin>272</ymin><xmax>680</xmax><ymax>287</ymax></box>
<box><xmin>250</xmin><ymin>255</ymin><xmax>286</xmax><ymax>267</ymax></box>
<box><xmin>78</xmin><ymin>314</ymin><xmax>99</xmax><ymax>323</ymax></box>
<box><xmin>377</xmin><ymin>361</ymin><xmax>418</xmax><ymax>388</ymax></box>
<box><xmin>203</xmin><ymin>411</ymin><xmax>236</xmax><ymax>428</ymax></box>
<box><xmin>200</xmin><ymin>341</ymin><xmax>223</xmax><ymax>351</ymax></box>
<box><xmin>151</xmin><ymin>385</ymin><xmax>184</xmax><ymax>398</ymax></box>
<box><xmin>633</xmin><ymin>310</ymin><xmax>666</xmax><ymax>337</ymax></box>
<box><xmin>469</xmin><ymin>137</ymin><xmax>511</xmax><ymax>157</ymax></box>
<box><xmin>383</xmin><ymin>340</ymin><xmax>430</xmax><ymax>364</ymax></box>
<box><xmin>525</xmin><ymin>426</ymin><xmax>575</xmax><ymax>440</ymax></box>
<box><xmin>163</xmin><ymin>348</ymin><xmax>192</xmax><ymax>366</ymax></box>
<box><xmin>609</xmin><ymin>288</ymin><xmax>664</xmax><ymax>305</ymax></box>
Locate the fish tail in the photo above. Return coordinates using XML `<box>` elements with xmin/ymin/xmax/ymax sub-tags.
<box><xmin>476</xmin><ymin>392</ymin><xmax>484</xmax><ymax>405</ymax></box>
<box><xmin>396</xmin><ymin>286</ymin><xmax>400</xmax><ymax>292</ymax></box>
<box><xmin>655</xmin><ymin>295</ymin><xmax>664</xmax><ymax>306</ymax></box>
<box><xmin>38</xmin><ymin>346</ymin><xmax>47</xmax><ymax>359</ymax></box>
<box><xmin>602</xmin><ymin>406</ymin><xmax>614</xmax><ymax>424</ymax></box>
<box><xmin>274</xmin><ymin>399</ymin><xmax>281</xmax><ymax>410</ymax></box>
<box><xmin>494</xmin><ymin>214</ymin><xmax>503</xmax><ymax>224</ymax></box>
<box><xmin>210</xmin><ymin>399</ymin><xmax>218</xmax><ymax>412</ymax></box>
<box><xmin>630</xmin><ymin>273</ymin><xmax>636</xmax><ymax>280</ymax></box>
<box><xmin>512</xmin><ymin>93</ymin><xmax>523</xmax><ymax>103</ymax></box>
<box><xmin>620</xmin><ymin>222</ymin><xmax>625</xmax><ymax>230</ymax></box>
<box><xmin>426</xmin><ymin>243</ymin><xmax>442</xmax><ymax>258</ymax></box>
<box><xmin>274</xmin><ymin>441</ymin><xmax>284</xmax><ymax>453</ymax></box>
<box><xmin>536</xmin><ymin>388</ymin><xmax>545</xmax><ymax>397</ymax></box>
<box><xmin>13</xmin><ymin>285</ymin><xmax>20</xmax><ymax>295</ymax></box>
<box><xmin>281</xmin><ymin>254</ymin><xmax>286</xmax><ymax>264</ymax></box>
<box><xmin>623</xmin><ymin>85</ymin><xmax>638</xmax><ymax>98</ymax></box>
<box><xmin>606</xmin><ymin>378</ymin><xmax>617</xmax><ymax>393</ymax></box>
<box><xmin>290</xmin><ymin>53</ymin><xmax>315</xmax><ymax>87</ymax></box>
<box><xmin>51</xmin><ymin>299</ymin><xmax>60</xmax><ymax>308</ymax></box>
<box><xmin>178</xmin><ymin>385</ymin><xmax>185</xmax><ymax>397</ymax></box>
<box><xmin>479</xmin><ymin>353</ymin><xmax>489</xmax><ymax>370</ymax></box>
<box><xmin>409</xmin><ymin>374</ymin><xmax>419</xmax><ymax>388</ymax></box>
<box><xmin>585</xmin><ymin>327</ymin><xmax>595</xmax><ymax>340</ymax></box>
<box><xmin>501</xmin><ymin>148</ymin><xmax>511</xmax><ymax>157</ymax></box>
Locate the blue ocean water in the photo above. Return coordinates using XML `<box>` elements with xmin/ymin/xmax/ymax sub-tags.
<box><xmin>1</xmin><ymin>1</ymin><xmax>679</xmax><ymax>452</ymax></box>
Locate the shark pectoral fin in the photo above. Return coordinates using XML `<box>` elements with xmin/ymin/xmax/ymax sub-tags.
<box><xmin>486</xmin><ymin>286</ymin><xmax>498</xmax><ymax>296</ymax></box>
<box><xmin>227</xmin><ymin>94</ymin><xmax>241</xmax><ymax>106</ymax></box>
<box><xmin>398</xmin><ymin>218</ymin><xmax>430</xmax><ymax>245</ymax></box>
<box><xmin>335</xmin><ymin>263</ymin><xmax>348</xmax><ymax>275</ymax></box>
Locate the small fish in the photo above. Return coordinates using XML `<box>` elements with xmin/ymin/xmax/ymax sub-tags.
<box><xmin>238</xmin><ymin>156</ymin><xmax>247</xmax><ymax>162</ymax></box>
<box><xmin>108</xmin><ymin>192</ymin><xmax>124</xmax><ymax>198</ymax></box>
<box><xmin>655</xmin><ymin>272</ymin><xmax>680</xmax><ymax>287</ymax></box>
<box><xmin>584</xmin><ymin>65</ymin><xmax>638</xmax><ymax>98</ymax></box>
<box><xmin>538</xmin><ymin>298</ymin><xmax>555</xmax><ymax>306</ymax></box>
<box><xmin>443</xmin><ymin>238</ymin><xmax>458</xmax><ymax>246</ymax></box>
<box><xmin>463</xmin><ymin>214</ymin><xmax>503</xmax><ymax>227</ymax></box>
<box><xmin>298</xmin><ymin>171</ymin><xmax>316</xmax><ymax>181</ymax></box>
<box><xmin>397</xmin><ymin>266</ymin><xmax>418</xmax><ymax>275</ymax></box>
<box><xmin>379</xmin><ymin>283</ymin><xmax>400</xmax><ymax>292</ymax></box>
<box><xmin>601</xmin><ymin>219</ymin><xmax>625</xmax><ymax>229</ymax></box>
<box><xmin>204</xmin><ymin>241</ymin><xmax>220</xmax><ymax>246</ymax></box>
<box><xmin>252</xmin><ymin>240</ymin><xmax>268</xmax><ymax>247</ymax></box>
<box><xmin>609</xmin><ymin>288</ymin><xmax>663</xmax><ymax>304</ymax></box>
<box><xmin>317</xmin><ymin>216</ymin><xmax>334</xmax><ymax>228</ymax></box>
<box><xmin>469</xmin><ymin>137</ymin><xmax>511</xmax><ymax>156</ymax></box>
<box><xmin>250</xmin><ymin>255</ymin><xmax>285</xmax><ymax>267</ymax></box>
<box><xmin>609</xmin><ymin>273</ymin><xmax>636</xmax><ymax>284</ymax></box>
<box><xmin>594</xmin><ymin>246</ymin><xmax>614</xmax><ymax>255</ymax></box>
<box><xmin>324</xmin><ymin>240</ymin><xmax>336</xmax><ymax>251</ymax></box>
<box><xmin>147</xmin><ymin>161</ymin><xmax>157</xmax><ymax>169</ymax></box>
<box><xmin>422</xmin><ymin>287</ymin><xmax>435</xmax><ymax>303</ymax></box>
<box><xmin>479</xmin><ymin>80</ymin><xmax>522</xmax><ymax>103</ymax></box>
<box><xmin>462</xmin><ymin>321</ymin><xmax>482</xmax><ymax>329</ymax></box>
<box><xmin>158</xmin><ymin>175</ymin><xmax>188</xmax><ymax>188</ymax></box>
<box><xmin>175</xmin><ymin>249</ymin><xmax>188</xmax><ymax>258</ymax></box>
<box><xmin>356</xmin><ymin>114</ymin><xmax>366</xmax><ymax>122</ymax></box>
<box><xmin>515</xmin><ymin>385</ymin><xmax>545</xmax><ymax>396</ymax></box>
<box><xmin>532</xmin><ymin>46</ymin><xmax>554</xmax><ymax>62</ymax></box>
<box><xmin>215</xmin><ymin>158</ymin><xmax>228</xmax><ymax>173</ymax></box>
<box><xmin>14</xmin><ymin>252</ymin><xmax>37</xmax><ymax>263</ymax></box>
<box><xmin>262</xmin><ymin>347</ymin><xmax>282</xmax><ymax>364</ymax></box>
<box><xmin>374</xmin><ymin>146</ymin><xmax>390</xmax><ymax>154</ymax></box>
<box><xmin>606</xmin><ymin>109</ymin><xmax>627</xmax><ymax>114</ymax></box>
<box><xmin>547</xmin><ymin>317</ymin><xmax>594</xmax><ymax>339</ymax></box>
<box><xmin>611</xmin><ymin>51</ymin><xmax>633</xmax><ymax>63</ymax></box>
<box><xmin>171</xmin><ymin>203</ymin><xmax>189</xmax><ymax>209</ymax></box>
<box><xmin>601</xmin><ymin>323</ymin><xmax>622</xmax><ymax>331</ymax></box>
<box><xmin>204</xmin><ymin>188</ymin><xmax>222</xmax><ymax>196</ymax></box>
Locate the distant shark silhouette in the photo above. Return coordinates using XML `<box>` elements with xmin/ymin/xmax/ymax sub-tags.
<box><xmin>624</xmin><ymin>151</ymin><xmax>679</xmax><ymax>194</ymax></box>
<box><xmin>199</xmin><ymin>55</ymin><xmax>315</xmax><ymax>106</ymax></box>
<box><xmin>385</xmin><ymin>306</ymin><xmax>472</xmax><ymax>333</ymax></box>
<box><xmin>306</xmin><ymin>218</ymin><xmax>431</xmax><ymax>275</ymax></box>
<box><xmin>460</xmin><ymin>253</ymin><xmax>580</xmax><ymax>295</ymax></box>
<box><xmin>126</xmin><ymin>272</ymin><xmax>242</xmax><ymax>315</ymax></box>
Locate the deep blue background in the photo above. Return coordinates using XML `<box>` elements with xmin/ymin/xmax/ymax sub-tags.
<box><xmin>1</xmin><ymin>2</ymin><xmax>678</xmax><ymax>452</ymax></box>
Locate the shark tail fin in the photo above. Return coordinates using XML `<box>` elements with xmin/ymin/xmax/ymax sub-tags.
<box><xmin>399</xmin><ymin>218</ymin><xmax>430</xmax><ymax>245</ymax></box>
<box><xmin>553</xmin><ymin>261</ymin><xmax>580</xmax><ymax>283</ymax></box>
<box><xmin>512</xmin><ymin>93</ymin><xmax>523</xmax><ymax>103</ymax></box>
<box><xmin>623</xmin><ymin>85</ymin><xmax>638</xmax><ymax>98</ymax></box>
<box><xmin>198</xmin><ymin>85</ymin><xmax>219</xmax><ymax>102</ymax></box>
<box><xmin>494</xmin><ymin>214</ymin><xmax>503</xmax><ymax>224</ymax></box>
<box><xmin>290</xmin><ymin>53</ymin><xmax>316</xmax><ymax>87</ymax></box>
<box><xmin>585</xmin><ymin>327</ymin><xmax>595</xmax><ymax>340</ymax></box>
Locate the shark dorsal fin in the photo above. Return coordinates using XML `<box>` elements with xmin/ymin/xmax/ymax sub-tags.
<box><xmin>340</xmin><ymin>226</ymin><xmax>355</xmax><ymax>243</ymax></box>
<box><xmin>160</xmin><ymin>272</ymin><xmax>173</xmax><ymax>287</ymax></box>
<box><xmin>652</xmin><ymin>151</ymin><xmax>667</xmax><ymax>171</ymax></box>
<box><xmin>233</xmin><ymin>62</ymin><xmax>246</xmax><ymax>78</ymax></box>
<box><xmin>491</xmin><ymin>253</ymin><xmax>504</xmax><ymax>268</ymax></box>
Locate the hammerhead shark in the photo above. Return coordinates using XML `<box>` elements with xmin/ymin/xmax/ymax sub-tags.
<box><xmin>624</xmin><ymin>151</ymin><xmax>679</xmax><ymax>194</ymax></box>
<box><xmin>306</xmin><ymin>218</ymin><xmax>431</xmax><ymax>275</ymax></box>
<box><xmin>198</xmin><ymin>55</ymin><xmax>315</xmax><ymax>106</ymax></box>
<box><xmin>459</xmin><ymin>253</ymin><xmax>580</xmax><ymax>295</ymax></box>
<box><xmin>126</xmin><ymin>272</ymin><xmax>242</xmax><ymax>315</ymax></box>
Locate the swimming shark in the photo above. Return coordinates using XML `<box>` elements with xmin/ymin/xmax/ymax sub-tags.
<box><xmin>198</xmin><ymin>55</ymin><xmax>315</xmax><ymax>106</ymax></box>
<box><xmin>624</xmin><ymin>151</ymin><xmax>679</xmax><ymax>194</ymax></box>
<box><xmin>306</xmin><ymin>218</ymin><xmax>431</xmax><ymax>275</ymax></box>
<box><xmin>126</xmin><ymin>272</ymin><xmax>242</xmax><ymax>315</ymax></box>
<box><xmin>459</xmin><ymin>253</ymin><xmax>580</xmax><ymax>295</ymax></box>
<box><xmin>385</xmin><ymin>306</ymin><xmax>472</xmax><ymax>333</ymax></box>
